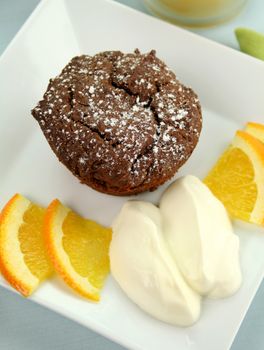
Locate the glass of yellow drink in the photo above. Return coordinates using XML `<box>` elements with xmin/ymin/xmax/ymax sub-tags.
<box><xmin>144</xmin><ymin>0</ymin><xmax>248</xmax><ymax>27</ymax></box>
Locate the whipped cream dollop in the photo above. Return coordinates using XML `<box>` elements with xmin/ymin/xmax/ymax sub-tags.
<box><xmin>160</xmin><ymin>175</ymin><xmax>242</xmax><ymax>298</ymax></box>
<box><xmin>110</xmin><ymin>201</ymin><xmax>201</xmax><ymax>326</ymax></box>
<box><xmin>110</xmin><ymin>175</ymin><xmax>242</xmax><ymax>326</ymax></box>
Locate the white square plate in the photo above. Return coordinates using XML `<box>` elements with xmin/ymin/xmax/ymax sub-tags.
<box><xmin>1</xmin><ymin>0</ymin><xmax>264</xmax><ymax>349</ymax></box>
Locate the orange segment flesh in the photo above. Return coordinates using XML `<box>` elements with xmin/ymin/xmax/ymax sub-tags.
<box><xmin>44</xmin><ymin>199</ymin><xmax>112</xmax><ymax>300</ymax></box>
<box><xmin>0</xmin><ymin>194</ymin><xmax>52</xmax><ymax>296</ymax></box>
<box><xmin>204</xmin><ymin>130</ymin><xmax>264</xmax><ymax>225</ymax></box>
<box><xmin>19</xmin><ymin>204</ymin><xmax>52</xmax><ymax>281</ymax></box>
<box><xmin>245</xmin><ymin>122</ymin><xmax>264</xmax><ymax>143</ymax></box>
<box><xmin>63</xmin><ymin>211</ymin><xmax>111</xmax><ymax>290</ymax></box>
<box><xmin>205</xmin><ymin>146</ymin><xmax>256</xmax><ymax>221</ymax></box>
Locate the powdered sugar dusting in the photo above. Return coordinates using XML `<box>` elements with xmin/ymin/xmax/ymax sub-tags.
<box><xmin>32</xmin><ymin>49</ymin><xmax>202</xmax><ymax>194</ymax></box>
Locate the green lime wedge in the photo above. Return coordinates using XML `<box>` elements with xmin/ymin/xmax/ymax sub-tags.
<box><xmin>235</xmin><ymin>27</ymin><xmax>264</xmax><ymax>61</ymax></box>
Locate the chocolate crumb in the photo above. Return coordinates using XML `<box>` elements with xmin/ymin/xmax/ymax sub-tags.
<box><xmin>32</xmin><ymin>50</ymin><xmax>202</xmax><ymax>195</ymax></box>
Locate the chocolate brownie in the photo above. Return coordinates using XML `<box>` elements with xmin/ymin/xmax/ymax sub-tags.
<box><xmin>32</xmin><ymin>50</ymin><xmax>202</xmax><ymax>195</ymax></box>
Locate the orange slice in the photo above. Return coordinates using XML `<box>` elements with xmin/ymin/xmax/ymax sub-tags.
<box><xmin>44</xmin><ymin>199</ymin><xmax>112</xmax><ymax>300</ymax></box>
<box><xmin>245</xmin><ymin>122</ymin><xmax>264</xmax><ymax>143</ymax></box>
<box><xmin>204</xmin><ymin>130</ymin><xmax>264</xmax><ymax>225</ymax></box>
<box><xmin>0</xmin><ymin>194</ymin><xmax>52</xmax><ymax>296</ymax></box>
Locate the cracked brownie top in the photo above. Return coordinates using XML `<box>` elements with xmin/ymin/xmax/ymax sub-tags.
<box><xmin>32</xmin><ymin>50</ymin><xmax>202</xmax><ymax>195</ymax></box>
